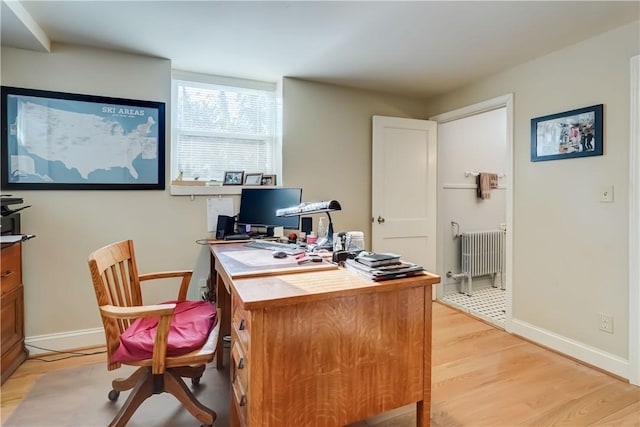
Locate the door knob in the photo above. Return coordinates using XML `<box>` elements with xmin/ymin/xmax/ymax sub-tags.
<box><xmin>377</xmin><ymin>216</ymin><xmax>385</xmax><ymax>224</ymax></box>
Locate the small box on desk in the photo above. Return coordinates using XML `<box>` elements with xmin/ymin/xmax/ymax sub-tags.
<box><xmin>216</xmin><ymin>215</ymin><xmax>236</xmax><ymax>240</ymax></box>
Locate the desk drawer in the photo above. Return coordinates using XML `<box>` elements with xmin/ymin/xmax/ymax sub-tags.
<box><xmin>231</xmin><ymin>361</ymin><xmax>248</xmax><ymax>425</ymax></box>
<box><xmin>1</xmin><ymin>244</ymin><xmax>21</xmax><ymax>296</ymax></box>
<box><xmin>231</xmin><ymin>341</ymin><xmax>249</xmax><ymax>392</ymax></box>
<box><xmin>232</xmin><ymin>297</ymin><xmax>251</xmax><ymax>350</ymax></box>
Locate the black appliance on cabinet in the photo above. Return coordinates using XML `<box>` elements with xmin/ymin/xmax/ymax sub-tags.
<box><xmin>1</xmin><ymin>197</ymin><xmax>30</xmax><ymax>235</ymax></box>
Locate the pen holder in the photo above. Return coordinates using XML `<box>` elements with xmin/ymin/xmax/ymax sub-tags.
<box><xmin>346</xmin><ymin>231</ymin><xmax>365</xmax><ymax>252</ymax></box>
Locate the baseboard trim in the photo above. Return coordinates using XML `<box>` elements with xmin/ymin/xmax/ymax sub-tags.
<box><xmin>510</xmin><ymin>318</ymin><xmax>628</xmax><ymax>380</ymax></box>
<box><xmin>25</xmin><ymin>328</ymin><xmax>105</xmax><ymax>356</ymax></box>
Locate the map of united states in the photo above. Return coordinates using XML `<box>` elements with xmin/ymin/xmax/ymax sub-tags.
<box><xmin>16</xmin><ymin>100</ymin><xmax>157</xmax><ymax>180</ymax></box>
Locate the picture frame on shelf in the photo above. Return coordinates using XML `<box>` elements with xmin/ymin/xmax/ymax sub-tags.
<box><xmin>244</xmin><ymin>172</ymin><xmax>263</xmax><ymax>186</ymax></box>
<box><xmin>531</xmin><ymin>104</ymin><xmax>603</xmax><ymax>162</ymax></box>
<box><xmin>1</xmin><ymin>85</ymin><xmax>165</xmax><ymax>190</ymax></box>
<box><xmin>223</xmin><ymin>171</ymin><xmax>244</xmax><ymax>185</ymax></box>
<box><xmin>261</xmin><ymin>174</ymin><xmax>276</xmax><ymax>186</ymax></box>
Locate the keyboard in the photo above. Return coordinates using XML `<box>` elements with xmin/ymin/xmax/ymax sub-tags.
<box><xmin>244</xmin><ymin>240</ymin><xmax>305</xmax><ymax>255</ymax></box>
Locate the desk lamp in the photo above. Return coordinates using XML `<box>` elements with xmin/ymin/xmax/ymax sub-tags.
<box><xmin>276</xmin><ymin>200</ymin><xmax>341</xmax><ymax>250</ymax></box>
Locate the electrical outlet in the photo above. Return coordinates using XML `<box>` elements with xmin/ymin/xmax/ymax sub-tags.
<box><xmin>600</xmin><ymin>185</ymin><xmax>614</xmax><ymax>203</ymax></box>
<box><xmin>599</xmin><ymin>313</ymin><xmax>614</xmax><ymax>333</ymax></box>
<box><xmin>199</xmin><ymin>279</ymin><xmax>208</xmax><ymax>301</ymax></box>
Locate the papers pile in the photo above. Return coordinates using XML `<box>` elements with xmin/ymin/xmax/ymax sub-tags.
<box><xmin>344</xmin><ymin>252</ymin><xmax>424</xmax><ymax>281</ymax></box>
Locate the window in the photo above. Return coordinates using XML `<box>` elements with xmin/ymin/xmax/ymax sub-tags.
<box><xmin>171</xmin><ymin>72</ymin><xmax>280</xmax><ymax>188</ymax></box>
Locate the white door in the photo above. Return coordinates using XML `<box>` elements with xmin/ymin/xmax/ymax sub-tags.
<box><xmin>372</xmin><ymin>116</ymin><xmax>437</xmax><ymax>274</ymax></box>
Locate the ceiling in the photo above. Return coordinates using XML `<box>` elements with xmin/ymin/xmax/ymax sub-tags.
<box><xmin>2</xmin><ymin>1</ymin><xmax>639</xmax><ymax>99</ymax></box>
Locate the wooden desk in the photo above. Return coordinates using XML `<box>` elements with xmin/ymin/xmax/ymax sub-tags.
<box><xmin>210</xmin><ymin>243</ymin><xmax>440</xmax><ymax>427</ymax></box>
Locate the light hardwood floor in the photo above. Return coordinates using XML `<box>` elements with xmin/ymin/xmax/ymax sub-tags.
<box><xmin>1</xmin><ymin>302</ymin><xmax>638</xmax><ymax>426</ymax></box>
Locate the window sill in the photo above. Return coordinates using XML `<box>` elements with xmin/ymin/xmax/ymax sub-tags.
<box><xmin>170</xmin><ymin>184</ymin><xmax>243</xmax><ymax>196</ymax></box>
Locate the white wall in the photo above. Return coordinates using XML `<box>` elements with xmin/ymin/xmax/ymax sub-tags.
<box><xmin>427</xmin><ymin>21</ymin><xmax>639</xmax><ymax>372</ymax></box>
<box><xmin>438</xmin><ymin>108</ymin><xmax>507</xmax><ymax>293</ymax></box>
<box><xmin>283</xmin><ymin>78</ymin><xmax>428</xmax><ymax>248</ymax></box>
<box><xmin>1</xmin><ymin>44</ymin><xmax>215</xmax><ymax>349</ymax></box>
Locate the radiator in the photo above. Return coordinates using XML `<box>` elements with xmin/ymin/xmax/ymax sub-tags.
<box><xmin>459</xmin><ymin>230</ymin><xmax>505</xmax><ymax>295</ymax></box>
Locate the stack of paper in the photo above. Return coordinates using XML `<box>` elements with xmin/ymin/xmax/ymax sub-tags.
<box><xmin>344</xmin><ymin>254</ymin><xmax>424</xmax><ymax>281</ymax></box>
<box><xmin>354</xmin><ymin>252</ymin><xmax>401</xmax><ymax>267</ymax></box>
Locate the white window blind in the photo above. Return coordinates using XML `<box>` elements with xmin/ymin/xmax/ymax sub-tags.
<box><xmin>172</xmin><ymin>74</ymin><xmax>278</xmax><ymax>182</ymax></box>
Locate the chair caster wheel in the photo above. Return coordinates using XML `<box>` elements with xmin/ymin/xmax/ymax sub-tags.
<box><xmin>191</xmin><ymin>376</ymin><xmax>201</xmax><ymax>386</ymax></box>
<box><xmin>108</xmin><ymin>389</ymin><xmax>120</xmax><ymax>401</ymax></box>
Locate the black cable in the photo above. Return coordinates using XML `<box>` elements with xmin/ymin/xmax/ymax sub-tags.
<box><xmin>25</xmin><ymin>343</ymin><xmax>106</xmax><ymax>362</ymax></box>
<box><xmin>195</xmin><ymin>238</ymin><xmax>216</xmax><ymax>245</ymax></box>
<box><xmin>30</xmin><ymin>352</ymin><xmax>106</xmax><ymax>363</ymax></box>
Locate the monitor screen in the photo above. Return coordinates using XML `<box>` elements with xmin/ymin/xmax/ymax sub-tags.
<box><xmin>237</xmin><ymin>187</ymin><xmax>302</xmax><ymax>230</ymax></box>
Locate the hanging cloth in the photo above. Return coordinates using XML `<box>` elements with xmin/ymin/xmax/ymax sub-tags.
<box><xmin>477</xmin><ymin>172</ymin><xmax>499</xmax><ymax>200</ymax></box>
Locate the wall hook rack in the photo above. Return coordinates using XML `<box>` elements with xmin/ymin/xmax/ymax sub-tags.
<box><xmin>465</xmin><ymin>171</ymin><xmax>506</xmax><ymax>178</ymax></box>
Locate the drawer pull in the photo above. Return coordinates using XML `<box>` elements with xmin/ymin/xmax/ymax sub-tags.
<box><xmin>239</xmin><ymin>318</ymin><xmax>246</xmax><ymax>330</ymax></box>
<box><xmin>1</xmin><ymin>270</ymin><xmax>14</xmax><ymax>279</ymax></box>
<box><xmin>232</xmin><ymin>342</ymin><xmax>245</xmax><ymax>369</ymax></box>
<box><xmin>232</xmin><ymin>376</ymin><xmax>247</xmax><ymax>407</ymax></box>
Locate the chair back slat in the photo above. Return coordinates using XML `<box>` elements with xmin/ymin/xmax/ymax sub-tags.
<box><xmin>111</xmin><ymin>263</ymin><xmax>132</xmax><ymax>331</ymax></box>
<box><xmin>88</xmin><ymin>240</ymin><xmax>144</xmax><ymax>367</ymax></box>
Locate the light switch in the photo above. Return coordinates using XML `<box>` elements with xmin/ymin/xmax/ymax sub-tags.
<box><xmin>600</xmin><ymin>185</ymin><xmax>614</xmax><ymax>203</ymax></box>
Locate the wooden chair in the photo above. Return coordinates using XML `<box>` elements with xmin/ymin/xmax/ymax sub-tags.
<box><xmin>88</xmin><ymin>240</ymin><xmax>220</xmax><ymax>427</ymax></box>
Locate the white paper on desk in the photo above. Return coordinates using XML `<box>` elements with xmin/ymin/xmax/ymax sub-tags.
<box><xmin>1</xmin><ymin>235</ymin><xmax>23</xmax><ymax>243</ymax></box>
<box><xmin>207</xmin><ymin>197</ymin><xmax>234</xmax><ymax>232</ymax></box>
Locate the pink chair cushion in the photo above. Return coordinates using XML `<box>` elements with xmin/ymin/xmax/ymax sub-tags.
<box><xmin>110</xmin><ymin>300</ymin><xmax>218</xmax><ymax>364</ymax></box>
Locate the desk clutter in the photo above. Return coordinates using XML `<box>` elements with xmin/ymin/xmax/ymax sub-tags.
<box><xmin>343</xmin><ymin>251</ymin><xmax>425</xmax><ymax>281</ymax></box>
<box><xmin>207</xmin><ymin>186</ymin><xmax>425</xmax><ymax>281</ymax></box>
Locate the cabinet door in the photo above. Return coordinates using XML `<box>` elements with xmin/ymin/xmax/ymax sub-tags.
<box><xmin>1</xmin><ymin>285</ymin><xmax>24</xmax><ymax>356</ymax></box>
<box><xmin>1</xmin><ymin>243</ymin><xmax>22</xmax><ymax>296</ymax></box>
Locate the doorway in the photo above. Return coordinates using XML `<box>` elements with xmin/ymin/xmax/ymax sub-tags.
<box><xmin>430</xmin><ymin>95</ymin><xmax>514</xmax><ymax>328</ymax></box>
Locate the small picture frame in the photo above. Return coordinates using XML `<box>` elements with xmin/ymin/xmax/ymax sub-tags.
<box><xmin>531</xmin><ymin>104</ymin><xmax>603</xmax><ymax>162</ymax></box>
<box><xmin>223</xmin><ymin>171</ymin><xmax>244</xmax><ymax>185</ymax></box>
<box><xmin>244</xmin><ymin>173</ymin><xmax>263</xmax><ymax>186</ymax></box>
<box><xmin>261</xmin><ymin>174</ymin><xmax>276</xmax><ymax>186</ymax></box>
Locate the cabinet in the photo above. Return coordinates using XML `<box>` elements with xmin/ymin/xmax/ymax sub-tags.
<box><xmin>1</xmin><ymin>242</ymin><xmax>27</xmax><ymax>384</ymax></box>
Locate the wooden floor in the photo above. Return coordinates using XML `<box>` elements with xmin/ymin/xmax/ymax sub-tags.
<box><xmin>1</xmin><ymin>302</ymin><xmax>638</xmax><ymax>426</ymax></box>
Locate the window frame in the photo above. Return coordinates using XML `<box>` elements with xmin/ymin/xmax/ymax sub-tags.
<box><xmin>169</xmin><ymin>71</ymin><xmax>282</xmax><ymax>196</ymax></box>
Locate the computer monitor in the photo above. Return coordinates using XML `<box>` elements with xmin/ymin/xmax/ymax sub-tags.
<box><xmin>237</xmin><ymin>187</ymin><xmax>302</xmax><ymax>230</ymax></box>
